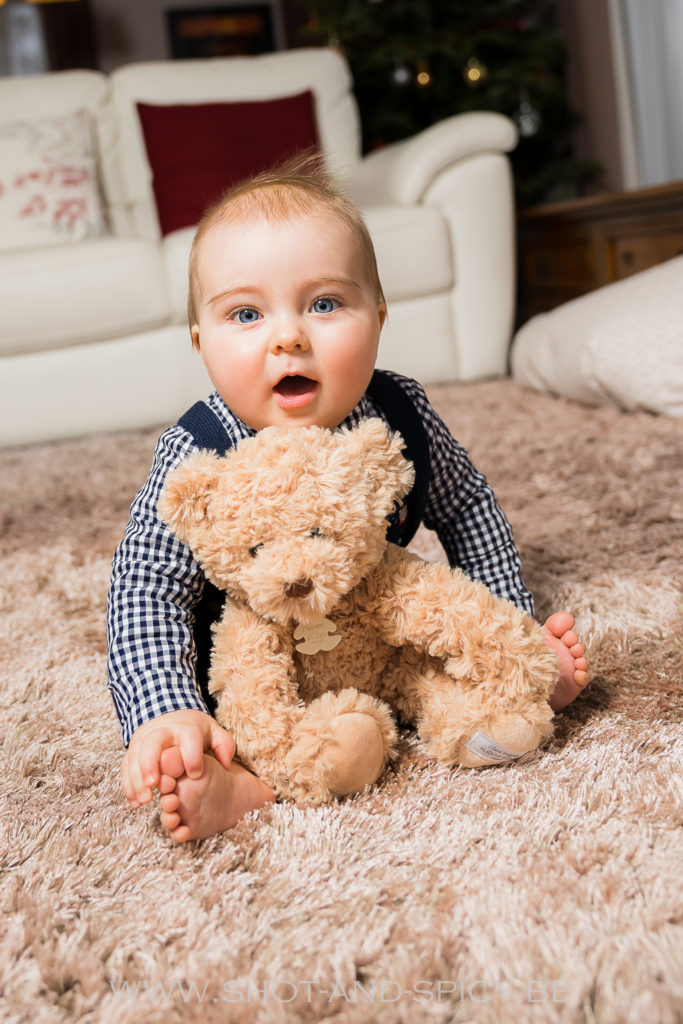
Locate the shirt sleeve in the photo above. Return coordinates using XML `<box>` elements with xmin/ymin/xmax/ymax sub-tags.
<box><xmin>404</xmin><ymin>378</ymin><xmax>535</xmax><ymax>616</ymax></box>
<box><xmin>106</xmin><ymin>426</ymin><xmax>210</xmax><ymax>746</ymax></box>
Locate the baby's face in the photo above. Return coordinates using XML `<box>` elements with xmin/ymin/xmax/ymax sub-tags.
<box><xmin>191</xmin><ymin>210</ymin><xmax>386</xmax><ymax>430</ymax></box>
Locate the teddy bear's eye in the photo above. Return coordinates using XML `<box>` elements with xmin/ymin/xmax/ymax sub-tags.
<box><xmin>249</xmin><ymin>543</ymin><xmax>264</xmax><ymax>558</ymax></box>
<box><xmin>308</xmin><ymin>527</ymin><xmax>325</xmax><ymax>539</ymax></box>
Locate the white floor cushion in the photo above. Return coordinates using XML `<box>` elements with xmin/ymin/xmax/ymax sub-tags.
<box><xmin>511</xmin><ymin>256</ymin><xmax>683</xmax><ymax>416</ymax></box>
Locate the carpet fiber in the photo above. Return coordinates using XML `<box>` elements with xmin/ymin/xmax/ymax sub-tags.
<box><xmin>2</xmin><ymin>379</ymin><xmax>682</xmax><ymax>1023</ymax></box>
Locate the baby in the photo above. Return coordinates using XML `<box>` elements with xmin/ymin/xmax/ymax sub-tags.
<box><xmin>107</xmin><ymin>158</ymin><xmax>589</xmax><ymax>842</ymax></box>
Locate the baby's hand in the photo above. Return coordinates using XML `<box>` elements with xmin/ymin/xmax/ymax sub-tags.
<box><xmin>121</xmin><ymin>708</ymin><xmax>235</xmax><ymax>808</ymax></box>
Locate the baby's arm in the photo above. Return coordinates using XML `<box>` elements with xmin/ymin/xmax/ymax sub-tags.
<box><xmin>107</xmin><ymin>427</ymin><xmax>219</xmax><ymax>759</ymax></box>
<box><xmin>107</xmin><ymin>425</ymin><xmax>277</xmax><ymax>838</ymax></box>
<box><xmin>405</xmin><ymin>379</ymin><xmax>534</xmax><ymax>613</ymax></box>
<box><xmin>121</xmin><ymin>708</ymin><xmax>235</xmax><ymax>807</ymax></box>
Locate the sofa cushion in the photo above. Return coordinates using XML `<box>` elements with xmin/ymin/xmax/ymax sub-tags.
<box><xmin>0</xmin><ymin>238</ymin><xmax>169</xmax><ymax>356</ymax></box>
<box><xmin>137</xmin><ymin>92</ymin><xmax>319</xmax><ymax>235</ymax></box>
<box><xmin>160</xmin><ymin>203</ymin><xmax>454</xmax><ymax>325</ymax></box>
<box><xmin>161</xmin><ymin>227</ymin><xmax>197</xmax><ymax>322</ymax></box>
<box><xmin>511</xmin><ymin>255</ymin><xmax>683</xmax><ymax>416</ymax></box>
<box><xmin>364</xmin><ymin>205</ymin><xmax>454</xmax><ymax>303</ymax></box>
<box><xmin>109</xmin><ymin>48</ymin><xmax>362</xmax><ymax>239</ymax></box>
<box><xmin>0</xmin><ymin>108</ymin><xmax>108</xmax><ymax>252</ymax></box>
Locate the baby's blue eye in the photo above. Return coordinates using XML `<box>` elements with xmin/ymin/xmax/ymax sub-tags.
<box><xmin>233</xmin><ymin>307</ymin><xmax>260</xmax><ymax>324</ymax></box>
<box><xmin>311</xmin><ymin>297</ymin><xmax>338</xmax><ymax>314</ymax></box>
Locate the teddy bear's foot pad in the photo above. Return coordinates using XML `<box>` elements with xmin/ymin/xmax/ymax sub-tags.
<box><xmin>285</xmin><ymin>690</ymin><xmax>397</xmax><ymax>802</ymax></box>
<box><xmin>457</xmin><ymin>713</ymin><xmax>546</xmax><ymax>768</ymax></box>
<box><xmin>323</xmin><ymin>712</ymin><xmax>387</xmax><ymax>796</ymax></box>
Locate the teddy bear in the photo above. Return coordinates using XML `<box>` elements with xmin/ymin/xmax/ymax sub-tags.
<box><xmin>158</xmin><ymin>418</ymin><xmax>558</xmax><ymax>804</ymax></box>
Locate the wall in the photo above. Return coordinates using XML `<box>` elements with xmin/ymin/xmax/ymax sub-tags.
<box><xmin>91</xmin><ymin>0</ymin><xmax>286</xmax><ymax>73</ymax></box>
<box><xmin>556</xmin><ymin>0</ymin><xmax>624</xmax><ymax>192</ymax></box>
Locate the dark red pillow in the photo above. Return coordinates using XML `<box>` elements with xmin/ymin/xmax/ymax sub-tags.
<box><xmin>136</xmin><ymin>90</ymin><xmax>319</xmax><ymax>235</ymax></box>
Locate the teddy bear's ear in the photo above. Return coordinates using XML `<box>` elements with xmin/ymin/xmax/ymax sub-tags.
<box><xmin>157</xmin><ymin>450</ymin><xmax>224</xmax><ymax>543</ymax></box>
<box><xmin>339</xmin><ymin>418</ymin><xmax>416</xmax><ymax>521</ymax></box>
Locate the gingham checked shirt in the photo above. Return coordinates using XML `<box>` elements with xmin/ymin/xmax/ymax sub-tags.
<box><xmin>107</xmin><ymin>373</ymin><xmax>534</xmax><ymax>745</ymax></box>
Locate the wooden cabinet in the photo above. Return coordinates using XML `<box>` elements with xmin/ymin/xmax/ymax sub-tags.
<box><xmin>517</xmin><ymin>180</ymin><xmax>683</xmax><ymax>323</ymax></box>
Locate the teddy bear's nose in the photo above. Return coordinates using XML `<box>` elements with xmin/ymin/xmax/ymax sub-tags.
<box><xmin>284</xmin><ymin>577</ymin><xmax>314</xmax><ymax>599</ymax></box>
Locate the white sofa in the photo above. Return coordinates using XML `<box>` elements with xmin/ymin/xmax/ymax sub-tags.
<box><xmin>0</xmin><ymin>48</ymin><xmax>518</xmax><ymax>446</ymax></box>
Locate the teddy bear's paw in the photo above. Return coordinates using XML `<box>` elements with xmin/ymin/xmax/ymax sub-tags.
<box><xmin>285</xmin><ymin>690</ymin><xmax>398</xmax><ymax>802</ymax></box>
<box><xmin>321</xmin><ymin>711</ymin><xmax>389</xmax><ymax>797</ymax></box>
<box><xmin>455</xmin><ymin>712</ymin><xmax>553</xmax><ymax>768</ymax></box>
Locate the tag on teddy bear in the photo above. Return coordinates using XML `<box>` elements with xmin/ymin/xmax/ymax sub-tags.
<box><xmin>464</xmin><ymin>731</ymin><xmax>527</xmax><ymax>763</ymax></box>
<box><xmin>294</xmin><ymin>618</ymin><xmax>341</xmax><ymax>655</ymax></box>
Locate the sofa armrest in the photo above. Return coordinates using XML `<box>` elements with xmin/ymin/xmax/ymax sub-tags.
<box><xmin>350</xmin><ymin>111</ymin><xmax>518</xmax><ymax>206</ymax></box>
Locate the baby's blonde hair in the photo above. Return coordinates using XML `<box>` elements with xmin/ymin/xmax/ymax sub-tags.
<box><xmin>187</xmin><ymin>153</ymin><xmax>385</xmax><ymax>333</ymax></box>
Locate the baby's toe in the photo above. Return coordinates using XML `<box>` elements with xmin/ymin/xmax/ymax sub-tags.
<box><xmin>170</xmin><ymin>824</ymin><xmax>192</xmax><ymax>843</ymax></box>
<box><xmin>160</xmin><ymin>808</ymin><xmax>181</xmax><ymax>831</ymax></box>
<box><xmin>159</xmin><ymin>746</ymin><xmax>185</xmax><ymax>780</ymax></box>
<box><xmin>158</xmin><ymin>772</ymin><xmax>177</xmax><ymax>795</ymax></box>
<box><xmin>545</xmin><ymin>611</ymin><xmax>575</xmax><ymax>638</ymax></box>
<box><xmin>561</xmin><ymin>629</ymin><xmax>578</xmax><ymax>648</ymax></box>
<box><xmin>159</xmin><ymin>791</ymin><xmax>180</xmax><ymax>813</ymax></box>
<box><xmin>574</xmin><ymin>656</ymin><xmax>589</xmax><ymax>671</ymax></box>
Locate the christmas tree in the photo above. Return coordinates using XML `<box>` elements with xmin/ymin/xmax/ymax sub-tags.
<box><xmin>299</xmin><ymin>0</ymin><xmax>601</xmax><ymax>206</ymax></box>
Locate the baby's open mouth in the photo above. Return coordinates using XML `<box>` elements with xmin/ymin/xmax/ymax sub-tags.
<box><xmin>273</xmin><ymin>375</ymin><xmax>319</xmax><ymax>407</ymax></box>
<box><xmin>274</xmin><ymin>375</ymin><xmax>317</xmax><ymax>397</ymax></box>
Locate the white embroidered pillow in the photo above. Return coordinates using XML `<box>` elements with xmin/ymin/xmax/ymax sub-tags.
<box><xmin>0</xmin><ymin>108</ymin><xmax>108</xmax><ymax>251</ymax></box>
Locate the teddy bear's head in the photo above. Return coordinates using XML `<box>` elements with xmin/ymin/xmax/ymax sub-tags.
<box><xmin>159</xmin><ymin>418</ymin><xmax>415</xmax><ymax>626</ymax></box>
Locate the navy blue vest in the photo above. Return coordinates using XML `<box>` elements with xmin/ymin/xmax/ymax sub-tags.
<box><xmin>177</xmin><ymin>369</ymin><xmax>432</xmax><ymax>706</ymax></box>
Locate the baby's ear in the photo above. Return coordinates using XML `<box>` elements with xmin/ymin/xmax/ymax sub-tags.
<box><xmin>158</xmin><ymin>450</ymin><xmax>224</xmax><ymax>544</ymax></box>
<box><xmin>340</xmin><ymin>418</ymin><xmax>416</xmax><ymax>522</ymax></box>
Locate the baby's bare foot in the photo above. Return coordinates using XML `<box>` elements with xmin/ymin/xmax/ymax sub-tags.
<box><xmin>157</xmin><ymin>749</ymin><xmax>275</xmax><ymax>842</ymax></box>
<box><xmin>544</xmin><ymin>611</ymin><xmax>590</xmax><ymax>711</ymax></box>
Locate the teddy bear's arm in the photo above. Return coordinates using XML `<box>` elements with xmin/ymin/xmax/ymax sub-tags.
<box><xmin>371</xmin><ymin>546</ymin><xmax>557</xmax><ymax>700</ymax></box>
<box><xmin>208</xmin><ymin>601</ymin><xmax>304</xmax><ymax>769</ymax></box>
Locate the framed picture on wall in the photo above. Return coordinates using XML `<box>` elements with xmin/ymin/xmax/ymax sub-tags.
<box><xmin>166</xmin><ymin>4</ymin><xmax>278</xmax><ymax>59</ymax></box>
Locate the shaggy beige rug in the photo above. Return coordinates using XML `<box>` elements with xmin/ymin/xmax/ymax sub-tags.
<box><xmin>1</xmin><ymin>378</ymin><xmax>682</xmax><ymax>1024</ymax></box>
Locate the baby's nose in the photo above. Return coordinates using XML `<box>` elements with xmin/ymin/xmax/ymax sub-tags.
<box><xmin>271</xmin><ymin>317</ymin><xmax>309</xmax><ymax>352</ymax></box>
